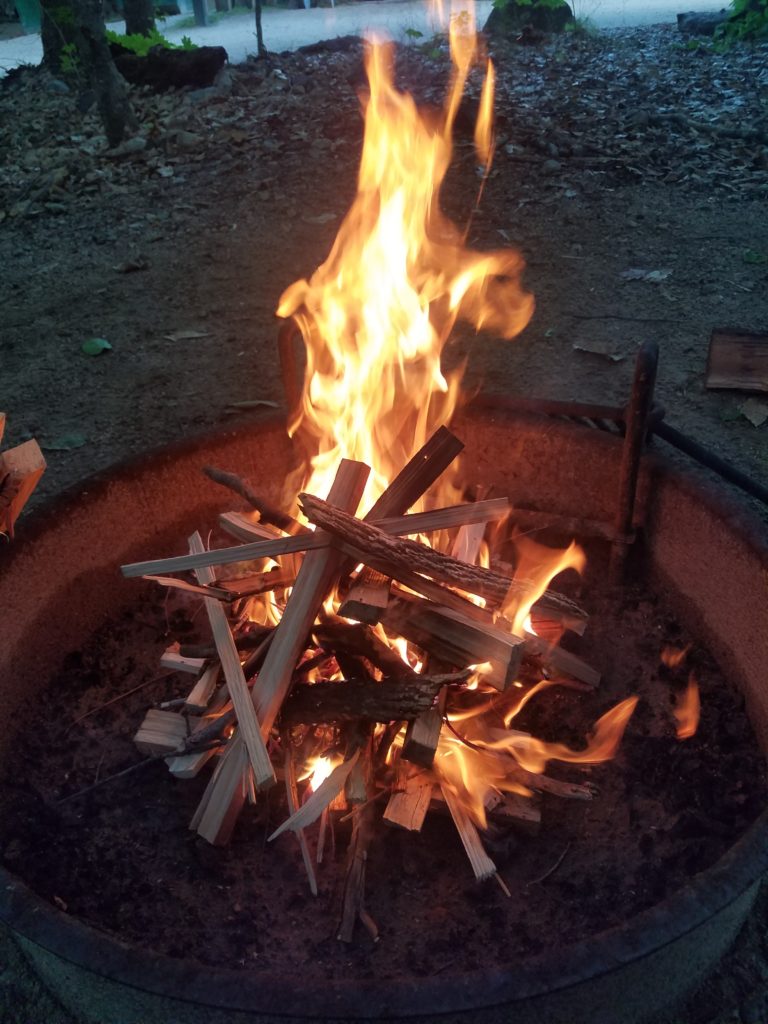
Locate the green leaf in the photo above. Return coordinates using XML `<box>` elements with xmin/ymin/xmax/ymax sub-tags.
<box><xmin>43</xmin><ymin>432</ymin><xmax>87</xmax><ymax>451</ymax></box>
<box><xmin>743</xmin><ymin>249</ymin><xmax>768</xmax><ymax>265</ymax></box>
<box><xmin>405</xmin><ymin>27</ymin><xmax>424</xmax><ymax>38</ymax></box>
<box><xmin>82</xmin><ymin>337</ymin><xmax>112</xmax><ymax>356</ymax></box>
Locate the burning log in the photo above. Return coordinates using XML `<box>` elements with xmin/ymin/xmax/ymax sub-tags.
<box><xmin>380</xmin><ymin>592</ymin><xmax>524</xmax><ymax>691</ymax></box>
<box><xmin>280</xmin><ymin>672</ymin><xmax>466</xmax><ymax>726</ymax></box>
<box><xmin>192</xmin><ymin>459</ymin><xmax>370</xmax><ymax>844</ymax></box>
<box><xmin>384</xmin><ymin>762</ymin><xmax>433</xmax><ymax>831</ymax></box>
<box><xmin>486</xmin><ymin>791</ymin><xmax>541</xmax><ymax>836</ymax></box>
<box><xmin>523</xmin><ymin>632</ymin><xmax>601</xmax><ymax>689</ymax></box>
<box><xmin>298</xmin><ymin>494</ymin><xmax>587</xmax><ymax>627</ymax></box>
<box><xmin>314</xmin><ymin>619</ymin><xmax>416</xmax><ymax>679</ymax></box>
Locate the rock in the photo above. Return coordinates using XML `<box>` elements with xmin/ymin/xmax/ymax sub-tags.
<box><xmin>676</xmin><ymin>10</ymin><xmax>729</xmax><ymax>35</ymax></box>
<box><xmin>175</xmin><ymin>130</ymin><xmax>202</xmax><ymax>149</ymax></box>
<box><xmin>46</xmin><ymin>78</ymin><xmax>70</xmax><ymax>95</ymax></box>
<box><xmin>542</xmin><ymin>158</ymin><xmax>562</xmax><ymax>175</ymax></box>
<box><xmin>108</xmin><ymin>136</ymin><xmax>148</xmax><ymax>157</ymax></box>
<box><xmin>113</xmin><ymin>45</ymin><xmax>229</xmax><ymax>92</ymax></box>
<box><xmin>484</xmin><ymin>0</ymin><xmax>573</xmax><ymax>37</ymax></box>
<box><xmin>214</xmin><ymin>67</ymin><xmax>234</xmax><ymax>96</ymax></box>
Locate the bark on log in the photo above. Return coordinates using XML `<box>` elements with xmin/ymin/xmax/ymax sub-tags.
<box><xmin>280</xmin><ymin>674</ymin><xmax>464</xmax><ymax>725</ymax></box>
<box><xmin>299</xmin><ymin>493</ymin><xmax>587</xmax><ymax>625</ymax></box>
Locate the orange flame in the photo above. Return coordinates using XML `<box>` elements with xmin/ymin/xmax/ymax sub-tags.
<box><xmin>277</xmin><ymin>29</ymin><xmax>533</xmax><ymax>510</ymax></box>
<box><xmin>661</xmin><ymin>644</ymin><xmax>690</xmax><ymax>669</ymax></box>
<box><xmin>674</xmin><ymin>673</ymin><xmax>700</xmax><ymax>740</ymax></box>
<box><xmin>502</xmin><ymin>533</ymin><xmax>586</xmax><ymax>638</ymax></box>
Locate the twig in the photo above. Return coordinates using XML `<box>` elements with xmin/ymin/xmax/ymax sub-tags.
<box><xmin>57</xmin><ymin>739</ymin><xmax>226</xmax><ymax>804</ymax></box>
<box><xmin>203</xmin><ymin>465</ymin><xmax>308</xmax><ymax>535</ymax></box>
<box><xmin>69</xmin><ymin>672</ymin><xmax>174</xmax><ymax>728</ymax></box>
<box><xmin>527</xmin><ymin>843</ymin><xmax>571</xmax><ymax>886</ymax></box>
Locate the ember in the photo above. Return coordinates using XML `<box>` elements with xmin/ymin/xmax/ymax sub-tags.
<box><xmin>118</xmin><ymin>2</ymin><xmax>688</xmax><ymax>941</ymax></box>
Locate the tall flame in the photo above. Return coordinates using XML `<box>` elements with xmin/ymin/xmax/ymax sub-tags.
<box><xmin>278</xmin><ymin>30</ymin><xmax>534</xmax><ymax>509</ymax></box>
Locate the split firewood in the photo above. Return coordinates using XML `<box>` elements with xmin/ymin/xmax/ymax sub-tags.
<box><xmin>193</xmin><ymin>459</ymin><xmax>370</xmax><ymax>845</ymax></box>
<box><xmin>178</xmin><ymin>627</ymin><xmax>271</xmax><ymax>659</ymax></box>
<box><xmin>298</xmin><ymin>493</ymin><xmax>587</xmax><ymax>627</ymax></box>
<box><xmin>338</xmin><ymin>744</ymin><xmax>378</xmax><ymax>943</ymax></box>
<box><xmin>0</xmin><ymin>437</ymin><xmax>46</xmax><ymax>538</ymax></box>
<box><xmin>485</xmin><ymin>790</ymin><xmax>541</xmax><ymax>836</ymax></box>
<box><xmin>279</xmin><ymin>672</ymin><xmax>467</xmax><ymax>726</ymax></box>
<box><xmin>284</xmin><ymin>745</ymin><xmax>319</xmax><ymax>896</ymax></box>
<box><xmin>440</xmin><ymin>784</ymin><xmax>497</xmax><ymax>883</ymax></box>
<box><xmin>338</xmin><ymin>570</ymin><xmax>392</xmax><ymax>625</ymax></box>
<box><xmin>190</xmin><ymin>531</ymin><xmax>275</xmax><ymax>791</ymax></box>
<box><xmin>523</xmin><ymin>632</ymin><xmax>601</xmax><ymax>689</ymax></box>
<box><xmin>402</xmin><ymin>684</ymin><xmax>447</xmax><ymax>768</ymax></box>
<box><xmin>380</xmin><ymin>592</ymin><xmax>524</xmax><ymax>691</ymax></box>
<box><xmin>269</xmin><ymin>750</ymin><xmax>362</xmax><ymax>840</ymax></box>
<box><xmin>134</xmin><ymin>709</ymin><xmax>188</xmax><ymax>756</ymax></box>
<box><xmin>160</xmin><ymin>644</ymin><xmax>207</xmax><ymax>675</ymax></box>
<box><xmin>203</xmin><ymin>465</ymin><xmax>309</xmax><ymax>535</ymax></box>
<box><xmin>185</xmin><ymin>663</ymin><xmax>220</xmax><ymax>713</ymax></box>
<box><xmin>384</xmin><ymin>762</ymin><xmax>433</xmax><ymax>831</ymax></box>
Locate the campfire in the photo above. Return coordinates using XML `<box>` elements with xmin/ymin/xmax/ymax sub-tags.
<box><xmin>119</xmin><ymin>5</ymin><xmax>697</xmax><ymax>942</ymax></box>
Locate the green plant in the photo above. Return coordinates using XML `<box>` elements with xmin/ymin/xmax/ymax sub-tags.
<box><xmin>564</xmin><ymin>15</ymin><xmax>597</xmax><ymax>35</ymax></box>
<box><xmin>106</xmin><ymin>26</ymin><xmax>198</xmax><ymax>54</ymax></box>
<box><xmin>59</xmin><ymin>39</ymin><xmax>79</xmax><ymax>73</ymax></box>
<box><xmin>492</xmin><ymin>0</ymin><xmax>568</xmax><ymax>10</ymax></box>
<box><xmin>716</xmin><ymin>0</ymin><xmax>768</xmax><ymax>41</ymax></box>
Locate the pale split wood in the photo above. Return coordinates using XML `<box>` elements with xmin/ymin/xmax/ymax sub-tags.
<box><xmin>485</xmin><ymin>790</ymin><xmax>541</xmax><ymax>835</ymax></box>
<box><xmin>441</xmin><ymin>784</ymin><xmax>497</xmax><ymax>882</ymax></box>
<box><xmin>193</xmin><ymin>459</ymin><xmax>369</xmax><ymax>843</ymax></box>
<box><xmin>0</xmin><ymin>438</ymin><xmax>46</xmax><ymax>538</ymax></box>
<box><xmin>143</xmin><ymin>576</ymin><xmax>233</xmax><ymax>602</ymax></box>
<box><xmin>133</xmin><ymin>709</ymin><xmax>188</xmax><ymax>757</ymax></box>
<box><xmin>269</xmin><ymin>750</ymin><xmax>361</xmax><ymax>840</ymax></box>
<box><xmin>402</xmin><ymin>688</ymin><xmax>446</xmax><ymax>768</ymax></box>
<box><xmin>383</xmin><ymin>762</ymin><xmax>433</xmax><ymax>831</ymax></box>
<box><xmin>189</xmin><ymin>532</ymin><xmax>275</xmax><ymax>790</ymax></box>
<box><xmin>185</xmin><ymin>663</ymin><xmax>220</xmax><ymax>713</ymax></box>
<box><xmin>160</xmin><ymin>645</ymin><xmax>207</xmax><ymax>675</ymax></box>
<box><xmin>284</xmin><ymin>747</ymin><xmax>318</xmax><ymax>896</ymax></box>
<box><xmin>218</xmin><ymin>512</ymin><xmax>285</xmax><ymax>544</ymax></box>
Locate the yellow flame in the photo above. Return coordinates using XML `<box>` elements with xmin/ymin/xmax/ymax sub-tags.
<box><xmin>277</xmin><ymin>27</ymin><xmax>533</xmax><ymax>511</ymax></box>
<box><xmin>502</xmin><ymin>534</ymin><xmax>586</xmax><ymax>638</ymax></box>
<box><xmin>474</xmin><ymin>60</ymin><xmax>495</xmax><ymax>167</ymax></box>
<box><xmin>662</xmin><ymin>644</ymin><xmax>690</xmax><ymax>669</ymax></box>
<box><xmin>674</xmin><ymin>673</ymin><xmax>700</xmax><ymax>740</ymax></box>
<box><xmin>300</xmin><ymin>755</ymin><xmax>341</xmax><ymax>792</ymax></box>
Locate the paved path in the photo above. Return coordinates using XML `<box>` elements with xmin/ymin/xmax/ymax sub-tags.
<box><xmin>0</xmin><ymin>0</ymin><xmax>727</xmax><ymax>76</ymax></box>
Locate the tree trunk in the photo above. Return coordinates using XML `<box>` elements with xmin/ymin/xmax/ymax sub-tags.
<box><xmin>123</xmin><ymin>0</ymin><xmax>155</xmax><ymax>35</ymax></box>
<box><xmin>41</xmin><ymin>0</ymin><xmax>136</xmax><ymax>146</ymax></box>
<box><xmin>254</xmin><ymin>0</ymin><xmax>266</xmax><ymax>56</ymax></box>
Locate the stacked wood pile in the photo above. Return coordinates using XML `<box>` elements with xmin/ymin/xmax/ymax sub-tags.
<box><xmin>121</xmin><ymin>426</ymin><xmax>600</xmax><ymax>941</ymax></box>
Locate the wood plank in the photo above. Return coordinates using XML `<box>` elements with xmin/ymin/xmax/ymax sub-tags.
<box><xmin>185</xmin><ymin>663</ymin><xmax>220</xmax><ymax>713</ymax></box>
<box><xmin>0</xmin><ymin>439</ymin><xmax>46</xmax><ymax>538</ymax></box>
<box><xmin>441</xmin><ymin>784</ymin><xmax>497</xmax><ymax>881</ymax></box>
<box><xmin>706</xmin><ymin>329</ymin><xmax>768</xmax><ymax>393</ymax></box>
<box><xmin>160</xmin><ymin>646</ymin><xmax>207</xmax><ymax>675</ymax></box>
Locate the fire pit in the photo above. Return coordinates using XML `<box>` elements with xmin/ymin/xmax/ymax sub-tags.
<box><xmin>1</xmin><ymin>400</ymin><xmax>768</xmax><ymax>1024</ymax></box>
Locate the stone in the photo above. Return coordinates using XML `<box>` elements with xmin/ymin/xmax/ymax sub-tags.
<box><xmin>484</xmin><ymin>0</ymin><xmax>574</xmax><ymax>36</ymax></box>
<box><xmin>542</xmin><ymin>158</ymin><xmax>562</xmax><ymax>175</ymax></box>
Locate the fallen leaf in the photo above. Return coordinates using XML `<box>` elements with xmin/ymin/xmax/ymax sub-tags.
<box><xmin>620</xmin><ymin>268</ymin><xmax>672</xmax><ymax>283</ymax></box>
<box><xmin>164</xmin><ymin>329</ymin><xmax>210</xmax><ymax>342</ymax></box>
<box><xmin>42</xmin><ymin>432</ymin><xmax>87</xmax><ymax>451</ymax></box>
<box><xmin>742</xmin><ymin>249</ymin><xmax>768</xmax><ymax>265</ymax></box>
<box><xmin>573</xmin><ymin>339</ymin><xmax>626</xmax><ymax>362</ymax></box>
<box><xmin>739</xmin><ymin>398</ymin><xmax>768</xmax><ymax>427</ymax></box>
<box><xmin>81</xmin><ymin>337</ymin><xmax>112</xmax><ymax>356</ymax></box>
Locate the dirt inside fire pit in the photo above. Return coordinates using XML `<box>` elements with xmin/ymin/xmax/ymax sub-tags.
<box><xmin>1</xmin><ymin>538</ymin><xmax>765</xmax><ymax>982</ymax></box>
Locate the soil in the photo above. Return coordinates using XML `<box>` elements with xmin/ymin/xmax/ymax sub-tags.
<box><xmin>2</xmin><ymin>19</ymin><xmax>768</xmax><ymax>1024</ymax></box>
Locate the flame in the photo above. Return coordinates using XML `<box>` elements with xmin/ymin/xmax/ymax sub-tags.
<box><xmin>300</xmin><ymin>755</ymin><xmax>340</xmax><ymax>792</ymax></box>
<box><xmin>277</xmin><ymin>23</ymin><xmax>533</xmax><ymax>510</ymax></box>
<box><xmin>474</xmin><ymin>60</ymin><xmax>495</xmax><ymax>168</ymax></box>
<box><xmin>674</xmin><ymin>673</ymin><xmax>700</xmax><ymax>740</ymax></box>
<box><xmin>662</xmin><ymin>644</ymin><xmax>690</xmax><ymax>669</ymax></box>
<box><xmin>502</xmin><ymin>533</ymin><xmax>586</xmax><ymax>638</ymax></box>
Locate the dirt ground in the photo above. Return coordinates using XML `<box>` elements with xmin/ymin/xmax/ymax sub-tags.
<box><xmin>1</xmin><ymin>19</ymin><xmax>768</xmax><ymax>1024</ymax></box>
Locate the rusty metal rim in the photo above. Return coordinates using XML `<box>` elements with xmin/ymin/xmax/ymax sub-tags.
<box><xmin>1</xmin><ymin>404</ymin><xmax>768</xmax><ymax>1019</ymax></box>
